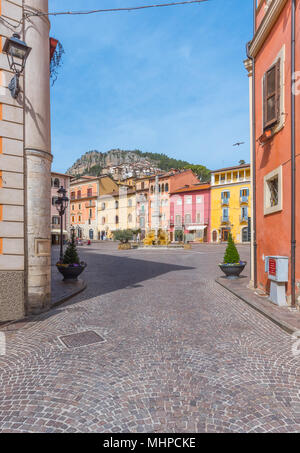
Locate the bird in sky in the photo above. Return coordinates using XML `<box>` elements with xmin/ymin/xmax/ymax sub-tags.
<box><xmin>233</xmin><ymin>142</ymin><xmax>245</xmax><ymax>147</ymax></box>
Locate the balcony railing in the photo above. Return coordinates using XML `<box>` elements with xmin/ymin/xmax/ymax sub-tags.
<box><xmin>85</xmin><ymin>202</ymin><xmax>96</xmax><ymax>208</ymax></box>
<box><xmin>221</xmin><ymin>198</ymin><xmax>229</xmax><ymax>206</ymax></box>
<box><xmin>240</xmin><ymin>196</ymin><xmax>249</xmax><ymax>204</ymax></box>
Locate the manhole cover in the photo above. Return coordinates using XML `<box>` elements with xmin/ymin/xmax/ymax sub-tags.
<box><xmin>59</xmin><ymin>331</ymin><xmax>105</xmax><ymax>349</ymax></box>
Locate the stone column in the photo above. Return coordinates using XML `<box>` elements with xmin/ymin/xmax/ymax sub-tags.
<box><xmin>24</xmin><ymin>0</ymin><xmax>52</xmax><ymax>314</ymax></box>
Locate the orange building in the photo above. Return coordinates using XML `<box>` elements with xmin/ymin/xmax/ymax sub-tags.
<box><xmin>245</xmin><ymin>0</ymin><xmax>300</xmax><ymax>307</ymax></box>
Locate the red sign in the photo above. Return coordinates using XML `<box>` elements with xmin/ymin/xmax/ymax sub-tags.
<box><xmin>269</xmin><ymin>258</ymin><xmax>277</xmax><ymax>277</ymax></box>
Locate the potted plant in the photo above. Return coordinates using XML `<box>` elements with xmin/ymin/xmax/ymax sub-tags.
<box><xmin>56</xmin><ymin>233</ymin><xmax>87</xmax><ymax>281</ymax></box>
<box><xmin>219</xmin><ymin>233</ymin><xmax>246</xmax><ymax>279</ymax></box>
<box><xmin>113</xmin><ymin>229</ymin><xmax>133</xmax><ymax>250</ymax></box>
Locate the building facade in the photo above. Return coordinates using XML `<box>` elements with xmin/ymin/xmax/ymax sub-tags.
<box><xmin>0</xmin><ymin>0</ymin><xmax>52</xmax><ymax>321</ymax></box>
<box><xmin>70</xmin><ymin>176</ymin><xmax>98</xmax><ymax>240</ymax></box>
<box><xmin>245</xmin><ymin>0</ymin><xmax>300</xmax><ymax>307</ymax></box>
<box><xmin>148</xmin><ymin>169</ymin><xmax>199</xmax><ymax>234</ymax></box>
<box><xmin>210</xmin><ymin>164</ymin><xmax>251</xmax><ymax>244</ymax></box>
<box><xmin>51</xmin><ymin>172</ymin><xmax>71</xmax><ymax>245</ymax></box>
<box><xmin>170</xmin><ymin>184</ymin><xmax>211</xmax><ymax>243</ymax></box>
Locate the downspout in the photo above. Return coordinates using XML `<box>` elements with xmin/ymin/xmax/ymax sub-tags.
<box><xmin>246</xmin><ymin>0</ymin><xmax>257</xmax><ymax>288</ymax></box>
<box><xmin>291</xmin><ymin>0</ymin><xmax>296</xmax><ymax>307</ymax></box>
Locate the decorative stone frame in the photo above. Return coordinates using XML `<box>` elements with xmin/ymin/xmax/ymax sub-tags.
<box><xmin>264</xmin><ymin>165</ymin><xmax>283</xmax><ymax>215</ymax></box>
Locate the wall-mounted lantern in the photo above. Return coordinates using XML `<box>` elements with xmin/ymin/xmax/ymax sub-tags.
<box><xmin>3</xmin><ymin>33</ymin><xmax>31</xmax><ymax>99</ymax></box>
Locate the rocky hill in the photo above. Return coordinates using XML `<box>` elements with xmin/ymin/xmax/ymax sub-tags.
<box><xmin>66</xmin><ymin>149</ymin><xmax>191</xmax><ymax>177</ymax></box>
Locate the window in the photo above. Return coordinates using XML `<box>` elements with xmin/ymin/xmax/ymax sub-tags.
<box><xmin>72</xmin><ymin>205</ymin><xmax>75</xmax><ymax>211</ymax></box>
<box><xmin>128</xmin><ymin>214</ymin><xmax>132</xmax><ymax>223</ymax></box>
<box><xmin>115</xmin><ymin>216</ymin><xmax>119</xmax><ymax>224</ymax></box>
<box><xmin>185</xmin><ymin>196</ymin><xmax>192</xmax><ymax>205</ymax></box>
<box><xmin>177</xmin><ymin>198</ymin><xmax>182</xmax><ymax>206</ymax></box>
<box><xmin>72</xmin><ymin>216</ymin><xmax>75</xmax><ymax>223</ymax></box>
<box><xmin>102</xmin><ymin>217</ymin><xmax>106</xmax><ymax>225</ymax></box>
<box><xmin>87</xmin><ymin>188</ymin><xmax>93</xmax><ymax>197</ymax></box>
<box><xmin>241</xmin><ymin>207</ymin><xmax>248</xmax><ymax>221</ymax></box>
<box><xmin>71</xmin><ymin>192</ymin><xmax>75</xmax><ymax>200</ymax></box>
<box><xmin>52</xmin><ymin>197</ymin><xmax>58</xmax><ymax>206</ymax></box>
<box><xmin>52</xmin><ymin>216</ymin><xmax>60</xmax><ymax>225</ymax></box>
<box><xmin>115</xmin><ymin>201</ymin><xmax>119</xmax><ymax>209</ymax></box>
<box><xmin>78</xmin><ymin>215</ymin><xmax>82</xmax><ymax>222</ymax></box>
<box><xmin>89</xmin><ymin>209</ymin><xmax>93</xmax><ymax>218</ymax></box>
<box><xmin>222</xmin><ymin>208</ymin><xmax>229</xmax><ymax>221</ymax></box>
<box><xmin>162</xmin><ymin>184</ymin><xmax>165</xmax><ymax>193</ymax></box>
<box><xmin>140</xmin><ymin>217</ymin><xmax>145</xmax><ymax>227</ymax></box>
<box><xmin>263</xmin><ymin>59</ymin><xmax>280</xmax><ymax>130</ymax></box>
<box><xmin>196</xmin><ymin>195</ymin><xmax>203</xmax><ymax>204</ymax></box>
<box><xmin>79</xmin><ymin>204</ymin><xmax>81</xmax><ymax>210</ymax></box>
<box><xmin>185</xmin><ymin>214</ymin><xmax>191</xmax><ymax>224</ymax></box>
<box><xmin>54</xmin><ymin>178</ymin><xmax>60</xmax><ymax>188</ymax></box>
<box><xmin>128</xmin><ymin>199</ymin><xmax>132</xmax><ymax>207</ymax></box>
<box><xmin>221</xmin><ymin>191</ymin><xmax>230</xmax><ymax>200</ymax></box>
<box><xmin>196</xmin><ymin>212</ymin><xmax>201</xmax><ymax>223</ymax></box>
<box><xmin>101</xmin><ymin>202</ymin><xmax>106</xmax><ymax>210</ymax></box>
<box><xmin>264</xmin><ymin>166</ymin><xmax>282</xmax><ymax>215</ymax></box>
<box><xmin>77</xmin><ymin>190</ymin><xmax>81</xmax><ymax>199</ymax></box>
<box><xmin>141</xmin><ymin>182</ymin><xmax>145</xmax><ymax>190</ymax></box>
<box><xmin>165</xmin><ymin>183</ymin><xmax>169</xmax><ymax>192</ymax></box>
<box><xmin>175</xmin><ymin>215</ymin><xmax>182</xmax><ymax>226</ymax></box>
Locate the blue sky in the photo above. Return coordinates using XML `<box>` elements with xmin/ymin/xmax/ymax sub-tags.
<box><xmin>50</xmin><ymin>0</ymin><xmax>253</xmax><ymax>173</ymax></box>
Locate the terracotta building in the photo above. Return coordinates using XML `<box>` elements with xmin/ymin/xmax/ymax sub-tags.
<box><xmin>245</xmin><ymin>0</ymin><xmax>300</xmax><ymax>307</ymax></box>
<box><xmin>70</xmin><ymin>176</ymin><xmax>99</xmax><ymax>240</ymax></box>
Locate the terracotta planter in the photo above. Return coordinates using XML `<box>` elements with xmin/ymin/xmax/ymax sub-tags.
<box><xmin>219</xmin><ymin>262</ymin><xmax>246</xmax><ymax>279</ymax></box>
<box><xmin>57</xmin><ymin>263</ymin><xmax>87</xmax><ymax>281</ymax></box>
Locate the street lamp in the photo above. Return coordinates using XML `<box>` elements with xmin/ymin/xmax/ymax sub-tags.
<box><xmin>3</xmin><ymin>33</ymin><xmax>31</xmax><ymax>99</ymax></box>
<box><xmin>55</xmin><ymin>186</ymin><xmax>69</xmax><ymax>262</ymax></box>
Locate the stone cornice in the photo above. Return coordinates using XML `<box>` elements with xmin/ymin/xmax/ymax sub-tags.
<box><xmin>248</xmin><ymin>0</ymin><xmax>288</xmax><ymax>58</ymax></box>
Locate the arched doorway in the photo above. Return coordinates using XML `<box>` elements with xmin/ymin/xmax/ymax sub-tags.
<box><xmin>89</xmin><ymin>229</ymin><xmax>94</xmax><ymax>240</ymax></box>
<box><xmin>242</xmin><ymin>227</ymin><xmax>249</xmax><ymax>243</ymax></box>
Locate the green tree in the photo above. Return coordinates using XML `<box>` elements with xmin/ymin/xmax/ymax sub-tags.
<box><xmin>239</xmin><ymin>159</ymin><xmax>246</xmax><ymax>165</ymax></box>
<box><xmin>183</xmin><ymin>164</ymin><xmax>211</xmax><ymax>182</ymax></box>
<box><xmin>223</xmin><ymin>233</ymin><xmax>240</xmax><ymax>264</ymax></box>
<box><xmin>113</xmin><ymin>229</ymin><xmax>134</xmax><ymax>243</ymax></box>
<box><xmin>63</xmin><ymin>234</ymin><xmax>80</xmax><ymax>265</ymax></box>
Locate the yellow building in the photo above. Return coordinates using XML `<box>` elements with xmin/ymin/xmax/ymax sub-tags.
<box><xmin>210</xmin><ymin>164</ymin><xmax>251</xmax><ymax>244</ymax></box>
<box><xmin>98</xmin><ymin>185</ymin><xmax>137</xmax><ymax>239</ymax></box>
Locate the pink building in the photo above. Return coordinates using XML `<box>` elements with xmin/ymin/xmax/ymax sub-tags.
<box><xmin>148</xmin><ymin>169</ymin><xmax>199</xmax><ymax>234</ymax></box>
<box><xmin>51</xmin><ymin>172</ymin><xmax>71</xmax><ymax>245</ymax></box>
<box><xmin>170</xmin><ymin>183</ymin><xmax>211</xmax><ymax>243</ymax></box>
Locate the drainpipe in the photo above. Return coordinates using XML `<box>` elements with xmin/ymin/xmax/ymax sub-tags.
<box><xmin>246</xmin><ymin>0</ymin><xmax>257</xmax><ymax>288</ymax></box>
<box><xmin>291</xmin><ymin>0</ymin><xmax>296</xmax><ymax>307</ymax></box>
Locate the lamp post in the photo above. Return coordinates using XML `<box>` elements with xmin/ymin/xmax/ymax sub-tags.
<box><xmin>2</xmin><ymin>33</ymin><xmax>32</xmax><ymax>99</ymax></box>
<box><xmin>55</xmin><ymin>186</ymin><xmax>69</xmax><ymax>262</ymax></box>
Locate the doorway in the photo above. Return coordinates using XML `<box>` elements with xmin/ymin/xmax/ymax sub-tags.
<box><xmin>222</xmin><ymin>228</ymin><xmax>230</xmax><ymax>242</ymax></box>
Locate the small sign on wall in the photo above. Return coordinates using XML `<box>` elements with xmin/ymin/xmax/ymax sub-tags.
<box><xmin>35</xmin><ymin>239</ymin><xmax>50</xmax><ymax>257</ymax></box>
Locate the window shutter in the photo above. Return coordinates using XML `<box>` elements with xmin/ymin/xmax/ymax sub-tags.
<box><xmin>263</xmin><ymin>59</ymin><xmax>280</xmax><ymax>130</ymax></box>
<box><xmin>275</xmin><ymin>58</ymin><xmax>281</xmax><ymax>123</ymax></box>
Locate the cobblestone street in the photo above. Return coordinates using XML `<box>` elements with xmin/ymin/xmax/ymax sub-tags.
<box><xmin>0</xmin><ymin>244</ymin><xmax>299</xmax><ymax>433</ymax></box>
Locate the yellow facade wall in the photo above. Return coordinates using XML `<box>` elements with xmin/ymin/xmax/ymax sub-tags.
<box><xmin>211</xmin><ymin>181</ymin><xmax>251</xmax><ymax>244</ymax></box>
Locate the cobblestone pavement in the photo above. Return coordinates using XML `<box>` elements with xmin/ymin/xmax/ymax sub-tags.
<box><xmin>0</xmin><ymin>244</ymin><xmax>299</xmax><ymax>433</ymax></box>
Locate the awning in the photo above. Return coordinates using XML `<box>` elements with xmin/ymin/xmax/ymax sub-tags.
<box><xmin>51</xmin><ymin>230</ymin><xmax>68</xmax><ymax>235</ymax></box>
<box><xmin>187</xmin><ymin>225</ymin><xmax>207</xmax><ymax>231</ymax></box>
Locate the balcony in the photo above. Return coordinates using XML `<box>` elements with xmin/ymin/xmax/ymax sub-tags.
<box><xmin>85</xmin><ymin>202</ymin><xmax>96</xmax><ymax>208</ymax></box>
<box><xmin>221</xmin><ymin>198</ymin><xmax>229</xmax><ymax>206</ymax></box>
<box><xmin>220</xmin><ymin>216</ymin><xmax>230</xmax><ymax>224</ymax></box>
<box><xmin>240</xmin><ymin>196</ymin><xmax>249</xmax><ymax>205</ymax></box>
<box><xmin>240</xmin><ymin>215</ymin><xmax>248</xmax><ymax>223</ymax></box>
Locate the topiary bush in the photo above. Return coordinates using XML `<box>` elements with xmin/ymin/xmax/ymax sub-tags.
<box><xmin>223</xmin><ymin>233</ymin><xmax>240</xmax><ymax>264</ymax></box>
<box><xmin>62</xmin><ymin>233</ymin><xmax>80</xmax><ymax>265</ymax></box>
